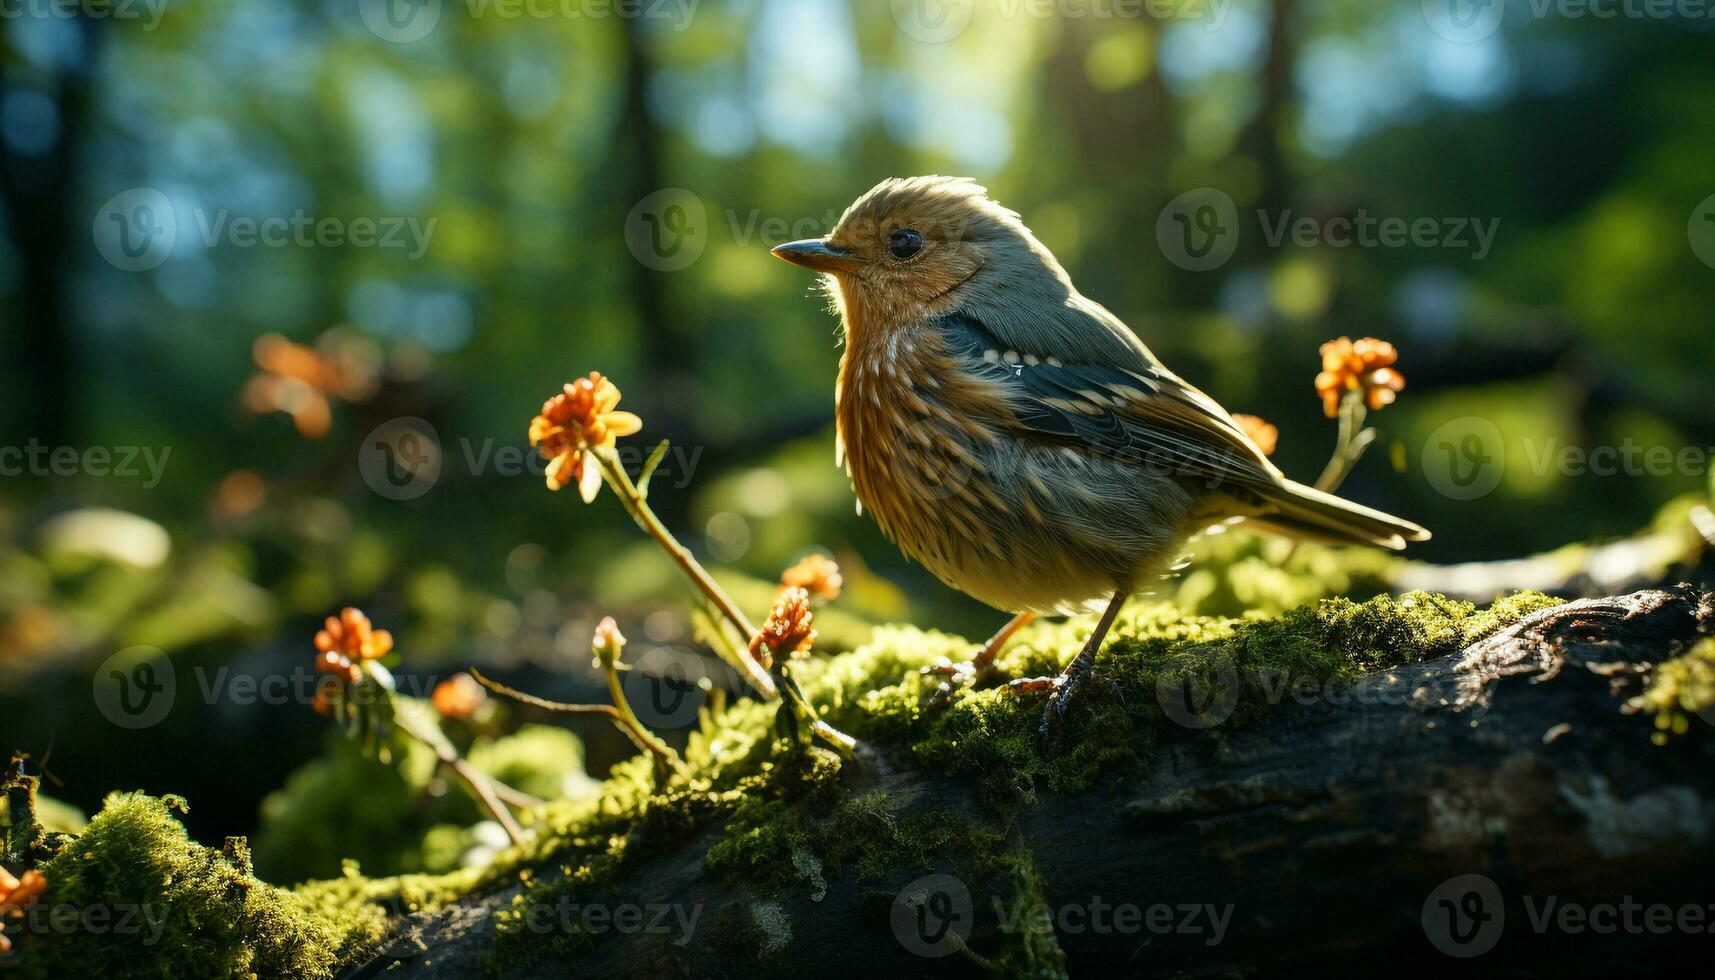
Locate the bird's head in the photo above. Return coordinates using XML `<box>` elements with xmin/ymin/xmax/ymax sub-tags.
<box><xmin>771</xmin><ymin>176</ymin><xmax>1065</xmax><ymax>335</ymax></box>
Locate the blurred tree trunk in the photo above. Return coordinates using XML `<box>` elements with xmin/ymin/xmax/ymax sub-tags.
<box><xmin>0</xmin><ymin>20</ymin><xmax>105</xmax><ymax>450</ymax></box>
<box><xmin>1242</xmin><ymin>0</ymin><xmax>1295</xmax><ymax>223</ymax></box>
<box><xmin>615</xmin><ymin>15</ymin><xmax>694</xmax><ymax>449</ymax></box>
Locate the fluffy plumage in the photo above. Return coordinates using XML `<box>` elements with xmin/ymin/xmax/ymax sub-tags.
<box><xmin>773</xmin><ymin>176</ymin><xmax>1429</xmax><ymax>729</ymax></box>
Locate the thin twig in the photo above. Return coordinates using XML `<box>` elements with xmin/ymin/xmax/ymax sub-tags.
<box><xmin>950</xmin><ymin>932</ymin><xmax>995</xmax><ymax>971</ymax></box>
<box><xmin>472</xmin><ymin>669</ymin><xmax>689</xmax><ymax>778</ymax></box>
<box><xmin>593</xmin><ymin>447</ymin><xmax>778</xmax><ymax>699</ymax></box>
<box><xmin>392</xmin><ymin>707</ymin><xmax>524</xmax><ymax>846</ymax></box>
<box><xmin>472</xmin><ymin>670</ymin><xmax>620</xmax><ymax>718</ymax></box>
<box><xmin>486</xmin><ymin>780</ymin><xmax>547</xmax><ymax>811</ymax></box>
<box><xmin>445</xmin><ymin>755</ymin><xmax>526</xmax><ymax>844</ymax></box>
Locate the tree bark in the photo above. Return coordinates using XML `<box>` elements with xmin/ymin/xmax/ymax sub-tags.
<box><xmin>347</xmin><ymin>587</ymin><xmax>1715</xmax><ymax>978</ymax></box>
<box><xmin>0</xmin><ymin>17</ymin><xmax>105</xmax><ymax>450</ymax></box>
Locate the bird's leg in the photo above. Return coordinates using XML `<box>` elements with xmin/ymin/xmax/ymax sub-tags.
<box><xmin>1006</xmin><ymin>591</ymin><xmax>1129</xmax><ymax>738</ymax></box>
<box><xmin>922</xmin><ymin>610</ymin><xmax>1037</xmax><ymax>692</ymax></box>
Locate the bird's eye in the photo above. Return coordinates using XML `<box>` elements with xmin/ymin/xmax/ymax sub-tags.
<box><xmin>888</xmin><ymin>228</ymin><xmax>924</xmax><ymax>260</ymax></box>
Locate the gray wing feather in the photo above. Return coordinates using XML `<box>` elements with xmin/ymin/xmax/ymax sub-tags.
<box><xmin>935</xmin><ymin>310</ymin><xmax>1282</xmax><ymax>493</ymax></box>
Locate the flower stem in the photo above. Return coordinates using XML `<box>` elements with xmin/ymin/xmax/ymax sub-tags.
<box><xmin>392</xmin><ymin>704</ymin><xmax>524</xmax><ymax>847</ymax></box>
<box><xmin>773</xmin><ymin>663</ymin><xmax>856</xmax><ymax>757</ymax></box>
<box><xmin>601</xmin><ymin>658</ymin><xmax>693</xmax><ymax>780</ymax></box>
<box><xmin>593</xmin><ymin>446</ymin><xmax>778</xmax><ymax>699</ymax></box>
<box><xmin>1279</xmin><ymin>393</ymin><xmax>1379</xmax><ymax>566</ymax></box>
<box><xmin>1312</xmin><ymin>391</ymin><xmax>1377</xmax><ymax>495</ymax></box>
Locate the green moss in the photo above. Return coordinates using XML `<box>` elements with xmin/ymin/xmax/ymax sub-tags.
<box><xmin>23</xmin><ymin>793</ymin><xmax>389</xmax><ymax>980</ymax></box>
<box><xmin>707</xmin><ymin>790</ymin><xmax>1006</xmax><ymax>888</ymax></box>
<box><xmin>1629</xmin><ymin>636</ymin><xmax>1715</xmax><ymax>743</ymax></box>
<box><xmin>793</xmin><ymin>590</ymin><xmax>1565</xmax><ymax>799</ymax></box>
<box><xmin>484</xmin><ymin>745</ymin><xmax>849</xmax><ymax>973</ymax></box>
<box><xmin>990</xmin><ymin>844</ymin><xmax>1069</xmax><ymax>980</ymax></box>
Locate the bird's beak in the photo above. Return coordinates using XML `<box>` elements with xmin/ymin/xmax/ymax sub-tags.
<box><xmin>771</xmin><ymin>238</ymin><xmax>862</xmax><ymax>274</ymax></box>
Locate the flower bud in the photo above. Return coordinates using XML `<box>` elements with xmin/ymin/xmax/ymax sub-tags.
<box><xmin>591</xmin><ymin>616</ymin><xmax>627</xmax><ymax>667</ymax></box>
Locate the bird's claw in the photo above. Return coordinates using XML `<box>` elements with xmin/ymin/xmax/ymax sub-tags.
<box><xmin>1004</xmin><ymin>669</ymin><xmax>1122</xmax><ymax>739</ymax></box>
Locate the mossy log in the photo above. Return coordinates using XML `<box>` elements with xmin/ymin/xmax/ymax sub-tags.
<box><xmin>348</xmin><ymin>586</ymin><xmax>1715</xmax><ymax>978</ymax></box>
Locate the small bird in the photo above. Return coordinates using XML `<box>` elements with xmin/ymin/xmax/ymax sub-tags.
<box><xmin>772</xmin><ymin>177</ymin><xmax>1429</xmax><ymax>735</ymax></box>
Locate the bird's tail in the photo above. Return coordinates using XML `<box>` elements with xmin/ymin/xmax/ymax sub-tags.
<box><xmin>1243</xmin><ymin>480</ymin><xmax>1431</xmax><ymax>551</ymax></box>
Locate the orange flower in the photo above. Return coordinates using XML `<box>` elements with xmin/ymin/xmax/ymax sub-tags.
<box><xmin>431</xmin><ymin>672</ymin><xmax>487</xmax><ymax>721</ymax></box>
<box><xmin>311</xmin><ymin>607</ymin><xmax>393</xmax><ymax>712</ymax></box>
<box><xmin>1315</xmin><ymin>337</ymin><xmax>1405</xmax><ymax>418</ymax></box>
<box><xmin>1231</xmin><ymin>414</ymin><xmax>1278</xmax><ymax>457</ymax></box>
<box><xmin>210</xmin><ymin>469</ymin><xmax>266</xmax><ymax>519</ymax></box>
<box><xmin>0</xmin><ymin>867</ymin><xmax>46</xmax><ymax>953</ymax></box>
<box><xmin>529</xmin><ymin>372</ymin><xmax>643</xmax><ymax>501</ymax></box>
<box><xmin>779</xmin><ymin>554</ymin><xmax>842</xmax><ymax>601</ymax></box>
<box><xmin>240</xmin><ymin>331</ymin><xmax>379</xmax><ymax>438</ymax></box>
<box><xmin>749</xmin><ymin>587</ymin><xmax>816</xmax><ymax>669</ymax></box>
<box><xmin>316</xmin><ymin>607</ymin><xmax>394</xmax><ymax>662</ymax></box>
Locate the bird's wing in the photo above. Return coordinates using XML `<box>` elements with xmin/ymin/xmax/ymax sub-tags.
<box><xmin>934</xmin><ymin>310</ymin><xmax>1284</xmax><ymax>494</ymax></box>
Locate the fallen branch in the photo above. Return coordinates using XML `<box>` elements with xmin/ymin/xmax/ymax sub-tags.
<box><xmin>349</xmin><ymin>587</ymin><xmax>1715</xmax><ymax>978</ymax></box>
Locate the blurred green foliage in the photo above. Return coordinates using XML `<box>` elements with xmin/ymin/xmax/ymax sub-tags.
<box><xmin>253</xmin><ymin>722</ymin><xmax>591</xmax><ymax>883</ymax></box>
